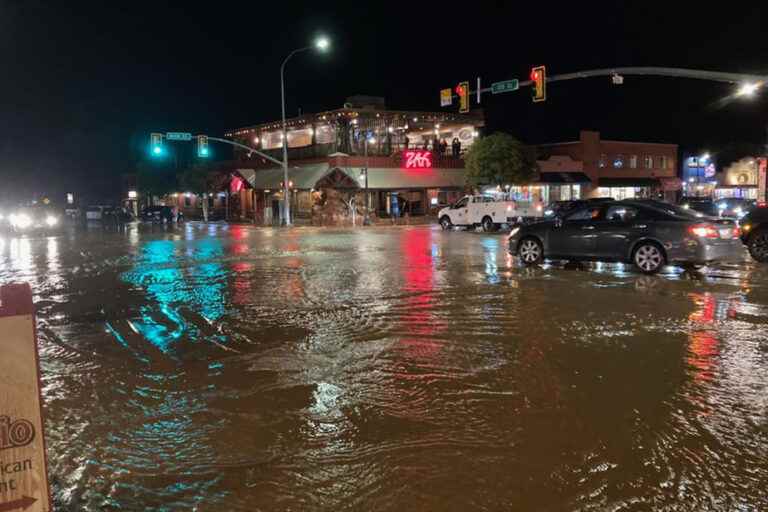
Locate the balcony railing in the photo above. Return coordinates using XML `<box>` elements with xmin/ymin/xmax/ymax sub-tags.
<box><xmin>236</xmin><ymin>141</ymin><xmax>468</xmax><ymax>167</ymax></box>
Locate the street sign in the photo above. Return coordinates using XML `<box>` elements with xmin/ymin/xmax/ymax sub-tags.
<box><xmin>440</xmin><ymin>88</ymin><xmax>452</xmax><ymax>107</ymax></box>
<box><xmin>0</xmin><ymin>284</ymin><xmax>51</xmax><ymax>512</ymax></box>
<box><xmin>166</xmin><ymin>132</ymin><xmax>193</xmax><ymax>141</ymax></box>
<box><xmin>492</xmin><ymin>79</ymin><xmax>519</xmax><ymax>94</ymax></box>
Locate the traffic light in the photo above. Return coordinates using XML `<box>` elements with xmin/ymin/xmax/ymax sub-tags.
<box><xmin>197</xmin><ymin>135</ymin><xmax>209</xmax><ymax>157</ymax></box>
<box><xmin>455</xmin><ymin>81</ymin><xmax>470</xmax><ymax>113</ymax></box>
<box><xmin>150</xmin><ymin>133</ymin><xmax>164</xmax><ymax>156</ymax></box>
<box><xmin>530</xmin><ymin>66</ymin><xmax>546</xmax><ymax>103</ymax></box>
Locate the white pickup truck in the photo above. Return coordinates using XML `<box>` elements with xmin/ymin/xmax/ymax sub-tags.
<box><xmin>438</xmin><ymin>195</ymin><xmax>544</xmax><ymax>231</ymax></box>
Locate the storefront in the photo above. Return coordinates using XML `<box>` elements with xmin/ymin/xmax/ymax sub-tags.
<box><xmin>597</xmin><ymin>178</ymin><xmax>660</xmax><ymax>200</ymax></box>
<box><xmin>236</xmin><ymin>161</ymin><xmax>466</xmax><ymax>222</ymax></box>
<box><xmin>714</xmin><ymin>158</ymin><xmax>759</xmax><ymax>200</ymax></box>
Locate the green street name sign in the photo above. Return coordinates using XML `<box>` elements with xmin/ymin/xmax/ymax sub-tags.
<box><xmin>166</xmin><ymin>132</ymin><xmax>193</xmax><ymax>141</ymax></box>
<box><xmin>491</xmin><ymin>80</ymin><xmax>519</xmax><ymax>94</ymax></box>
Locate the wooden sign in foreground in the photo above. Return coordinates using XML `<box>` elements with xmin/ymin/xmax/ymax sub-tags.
<box><xmin>0</xmin><ymin>284</ymin><xmax>51</xmax><ymax>512</ymax></box>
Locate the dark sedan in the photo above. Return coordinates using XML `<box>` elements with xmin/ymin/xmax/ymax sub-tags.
<box><xmin>508</xmin><ymin>200</ymin><xmax>744</xmax><ymax>273</ymax></box>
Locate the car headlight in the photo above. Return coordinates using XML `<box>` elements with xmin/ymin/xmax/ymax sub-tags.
<box><xmin>742</xmin><ymin>223</ymin><xmax>752</xmax><ymax>233</ymax></box>
<box><xmin>45</xmin><ymin>215</ymin><xmax>59</xmax><ymax>226</ymax></box>
<box><xmin>11</xmin><ymin>213</ymin><xmax>32</xmax><ymax>229</ymax></box>
<box><xmin>682</xmin><ymin>204</ymin><xmax>690</xmax><ymax>209</ymax></box>
<box><xmin>718</xmin><ymin>203</ymin><xmax>726</xmax><ymax>210</ymax></box>
<box><xmin>544</xmin><ymin>209</ymin><xmax>554</xmax><ymax>216</ymax></box>
<box><xmin>508</xmin><ymin>227</ymin><xmax>521</xmax><ymax>238</ymax></box>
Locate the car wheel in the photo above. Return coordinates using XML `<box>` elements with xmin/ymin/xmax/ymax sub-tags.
<box><xmin>440</xmin><ymin>216</ymin><xmax>452</xmax><ymax>230</ymax></box>
<box><xmin>518</xmin><ymin>237</ymin><xmax>543</xmax><ymax>266</ymax></box>
<box><xmin>633</xmin><ymin>242</ymin><xmax>666</xmax><ymax>274</ymax></box>
<box><xmin>481</xmin><ymin>216</ymin><xmax>496</xmax><ymax>232</ymax></box>
<box><xmin>748</xmin><ymin>231</ymin><xmax>768</xmax><ymax>263</ymax></box>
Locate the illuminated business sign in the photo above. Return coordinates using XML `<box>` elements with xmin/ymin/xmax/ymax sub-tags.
<box><xmin>758</xmin><ymin>157</ymin><xmax>767</xmax><ymax>205</ymax></box>
<box><xmin>402</xmin><ymin>150</ymin><xmax>433</xmax><ymax>169</ymax></box>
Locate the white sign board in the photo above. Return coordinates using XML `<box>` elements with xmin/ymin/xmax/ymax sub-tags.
<box><xmin>0</xmin><ymin>284</ymin><xmax>51</xmax><ymax>512</ymax></box>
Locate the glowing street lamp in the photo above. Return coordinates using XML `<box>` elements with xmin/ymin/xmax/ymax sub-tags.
<box><xmin>736</xmin><ymin>82</ymin><xmax>760</xmax><ymax>97</ymax></box>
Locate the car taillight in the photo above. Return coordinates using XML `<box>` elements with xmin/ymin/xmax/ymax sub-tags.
<box><xmin>688</xmin><ymin>223</ymin><xmax>718</xmax><ymax>238</ymax></box>
<box><xmin>732</xmin><ymin>226</ymin><xmax>741</xmax><ymax>238</ymax></box>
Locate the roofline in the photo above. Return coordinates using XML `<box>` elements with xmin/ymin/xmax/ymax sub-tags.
<box><xmin>226</xmin><ymin>107</ymin><xmax>485</xmax><ymax>135</ymax></box>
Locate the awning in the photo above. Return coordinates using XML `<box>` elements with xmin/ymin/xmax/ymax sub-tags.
<box><xmin>238</xmin><ymin>164</ymin><xmax>331</xmax><ymax>190</ymax></box>
<box><xmin>538</xmin><ymin>172</ymin><xmax>591</xmax><ymax>184</ymax></box>
<box><xmin>598</xmin><ymin>178</ymin><xmax>659</xmax><ymax>187</ymax></box>
<box><xmin>338</xmin><ymin>167</ymin><xmax>466</xmax><ymax>189</ymax></box>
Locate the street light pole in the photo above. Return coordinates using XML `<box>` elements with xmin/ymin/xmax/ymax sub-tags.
<box><xmin>279</xmin><ymin>36</ymin><xmax>330</xmax><ymax>227</ymax></box>
<box><xmin>280</xmin><ymin>47</ymin><xmax>309</xmax><ymax>227</ymax></box>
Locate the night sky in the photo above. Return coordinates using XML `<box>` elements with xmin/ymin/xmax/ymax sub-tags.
<box><xmin>1</xmin><ymin>1</ymin><xmax>766</xmax><ymax>202</ymax></box>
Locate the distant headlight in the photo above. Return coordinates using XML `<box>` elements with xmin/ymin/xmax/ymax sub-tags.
<box><xmin>718</xmin><ymin>203</ymin><xmax>727</xmax><ymax>210</ymax></box>
<box><xmin>734</xmin><ymin>207</ymin><xmax>743</xmax><ymax>214</ymax></box>
<box><xmin>11</xmin><ymin>213</ymin><xmax>32</xmax><ymax>229</ymax></box>
<box><xmin>682</xmin><ymin>204</ymin><xmax>690</xmax><ymax>209</ymax></box>
<box><xmin>544</xmin><ymin>209</ymin><xmax>554</xmax><ymax>216</ymax></box>
<box><xmin>45</xmin><ymin>215</ymin><xmax>59</xmax><ymax>227</ymax></box>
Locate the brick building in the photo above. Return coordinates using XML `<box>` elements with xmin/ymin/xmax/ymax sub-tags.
<box><xmin>538</xmin><ymin>130</ymin><xmax>680</xmax><ymax>202</ymax></box>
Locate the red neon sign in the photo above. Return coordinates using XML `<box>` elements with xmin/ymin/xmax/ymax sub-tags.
<box><xmin>230</xmin><ymin>176</ymin><xmax>244</xmax><ymax>193</ymax></box>
<box><xmin>402</xmin><ymin>150</ymin><xmax>433</xmax><ymax>169</ymax></box>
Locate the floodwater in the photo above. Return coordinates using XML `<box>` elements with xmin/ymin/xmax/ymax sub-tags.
<box><xmin>1</xmin><ymin>223</ymin><xmax>768</xmax><ymax>511</ymax></box>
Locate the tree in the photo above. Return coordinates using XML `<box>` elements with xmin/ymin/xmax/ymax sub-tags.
<box><xmin>136</xmin><ymin>160</ymin><xmax>177</xmax><ymax>203</ymax></box>
<box><xmin>463</xmin><ymin>133</ymin><xmax>538</xmax><ymax>189</ymax></box>
<box><xmin>177</xmin><ymin>164</ymin><xmax>226</xmax><ymax>221</ymax></box>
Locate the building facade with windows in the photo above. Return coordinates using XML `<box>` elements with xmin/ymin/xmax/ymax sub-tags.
<box><xmin>539</xmin><ymin>130</ymin><xmax>680</xmax><ymax>201</ymax></box>
<box><xmin>223</xmin><ymin>96</ymin><xmax>484</xmax><ymax>223</ymax></box>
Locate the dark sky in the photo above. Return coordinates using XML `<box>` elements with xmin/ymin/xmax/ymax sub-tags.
<box><xmin>1</xmin><ymin>0</ymin><xmax>767</xmax><ymax>201</ymax></box>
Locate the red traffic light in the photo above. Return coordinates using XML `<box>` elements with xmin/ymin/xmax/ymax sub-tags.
<box><xmin>455</xmin><ymin>84</ymin><xmax>465</xmax><ymax>96</ymax></box>
<box><xmin>530</xmin><ymin>69</ymin><xmax>540</xmax><ymax>81</ymax></box>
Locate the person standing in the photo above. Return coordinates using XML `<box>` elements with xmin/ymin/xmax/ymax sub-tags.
<box><xmin>439</xmin><ymin>138</ymin><xmax>448</xmax><ymax>156</ymax></box>
<box><xmin>452</xmin><ymin>138</ymin><xmax>461</xmax><ymax>158</ymax></box>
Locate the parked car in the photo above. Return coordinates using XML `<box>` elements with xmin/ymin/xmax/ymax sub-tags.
<box><xmin>679</xmin><ymin>197</ymin><xmax>719</xmax><ymax>217</ymax></box>
<box><xmin>439</xmin><ymin>194</ymin><xmax>544</xmax><ymax>231</ymax></box>
<box><xmin>85</xmin><ymin>205</ymin><xmax>133</xmax><ymax>224</ymax></box>
<box><xmin>140</xmin><ymin>206</ymin><xmax>183</xmax><ymax>223</ymax></box>
<box><xmin>543</xmin><ymin>197</ymin><xmax>615</xmax><ymax>218</ymax></box>
<box><xmin>739</xmin><ymin>206</ymin><xmax>768</xmax><ymax>262</ymax></box>
<box><xmin>714</xmin><ymin>198</ymin><xmax>753</xmax><ymax>219</ymax></box>
<box><xmin>508</xmin><ymin>200</ymin><xmax>743</xmax><ymax>274</ymax></box>
<box><xmin>5</xmin><ymin>205</ymin><xmax>63</xmax><ymax>234</ymax></box>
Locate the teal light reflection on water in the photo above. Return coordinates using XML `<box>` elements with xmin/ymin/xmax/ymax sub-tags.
<box><xmin>120</xmin><ymin>238</ymin><xmax>227</xmax><ymax>353</ymax></box>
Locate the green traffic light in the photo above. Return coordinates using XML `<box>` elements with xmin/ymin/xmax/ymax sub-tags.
<box><xmin>152</xmin><ymin>146</ymin><xmax>163</xmax><ymax>156</ymax></box>
<box><xmin>200</xmin><ymin>147</ymin><xmax>209</xmax><ymax>157</ymax></box>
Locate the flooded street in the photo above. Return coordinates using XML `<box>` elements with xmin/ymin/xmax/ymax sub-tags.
<box><xmin>2</xmin><ymin>223</ymin><xmax>768</xmax><ymax>511</ymax></box>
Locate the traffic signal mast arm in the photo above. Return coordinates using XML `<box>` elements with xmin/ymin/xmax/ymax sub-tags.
<box><xmin>447</xmin><ymin>67</ymin><xmax>768</xmax><ymax>100</ymax></box>
<box><xmin>205</xmin><ymin>136</ymin><xmax>284</xmax><ymax>166</ymax></box>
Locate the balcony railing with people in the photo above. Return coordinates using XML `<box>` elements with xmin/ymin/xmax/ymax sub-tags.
<box><xmin>237</xmin><ymin>140</ymin><xmax>468</xmax><ymax>168</ymax></box>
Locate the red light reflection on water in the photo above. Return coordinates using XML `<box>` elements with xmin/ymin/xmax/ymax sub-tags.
<box><xmin>687</xmin><ymin>293</ymin><xmax>737</xmax><ymax>383</ymax></box>
<box><xmin>398</xmin><ymin>229</ymin><xmax>444</xmax><ymax>360</ymax></box>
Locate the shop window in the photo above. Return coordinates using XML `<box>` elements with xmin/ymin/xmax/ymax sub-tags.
<box><xmin>613</xmin><ymin>155</ymin><xmax>624</xmax><ymax>168</ymax></box>
<box><xmin>185</xmin><ymin>195</ymin><xmax>191</xmax><ymax>207</ymax></box>
<box><xmin>644</xmin><ymin>156</ymin><xmax>653</xmax><ymax>169</ymax></box>
<box><xmin>599</xmin><ymin>154</ymin><xmax>607</xmax><ymax>168</ymax></box>
<box><xmin>629</xmin><ymin>155</ymin><xmax>638</xmax><ymax>168</ymax></box>
<box><xmin>659</xmin><ymin>156</ymin><xmax>667</xmax><ymax>170</ymax></box>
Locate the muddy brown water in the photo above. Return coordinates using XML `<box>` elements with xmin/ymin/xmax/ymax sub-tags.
<box><xmin>1</xmin><ymin>224</ymin><xmax>768</xmax><ymax>511</ymax></box>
